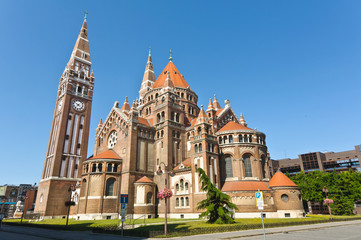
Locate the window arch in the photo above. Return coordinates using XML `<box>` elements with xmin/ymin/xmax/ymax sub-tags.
<box><xmin>224</xmin><ymin>155</ymin><xmax>233</xmax><ymax>178</ymax></box>
<box><xmin>146</xmin><ymin>192</ymin><xmax>152</xmax><ymax>204</ymax></box>
<box><xmin>186</xmin><ymin>197</ymin><xmax>189</xmax><ymax>206</ymax></box>
<box><xmin>107</xmin><ymin>163</ymin><xmax>112</xmax><ymax>172</ymax></box>
<box><xmin>105</xmin><ymin>178</ymin><xmax>116</xmax><ymax>196</ymax></box>
<box><xmin>176</xmin><ymin>198</ymin><xmax>179</xmax><ymax>207</ymax></box>
<box><xmin>243</xmin><ymin>154</ymin><xmax>253</xmax><ymax>177</ymax></box>
<box><xmin>180</xmin><ymin>179</ymin><xmax>184</xmax><ymax>191</ymax></box>
<box><xmin>176</xmin><ymin>183</ymin><xmax>179</xmax><ymax>192</ymax></box>
<box><xmin>229</xmin><ymin>135</ymin><xmax>233</xmax><ymax>143</ymax></box>
<box><xmin>181</xmin><ymin>197</ymin><xmax>184</xmax><ymax>206</ymax></box>
<box><xmin>185</xmin><ymin>182</ymin><xmax>189</xmax><ymax>191</ymax></box>
<box><xmin>199</xmin><ymin>143</ymin><xmax>202</xmax><ymax>152</ymax></box>
<box><xmin>195</xmin><ymin>144</ymin><xmax>199</xmax><ymax>153</ymax></box>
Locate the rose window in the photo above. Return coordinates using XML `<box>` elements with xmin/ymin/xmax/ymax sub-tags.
<box><xmin>108</xmin><ymin>131</ymin><xmax>117</xmax><ymax>149</ymax></box>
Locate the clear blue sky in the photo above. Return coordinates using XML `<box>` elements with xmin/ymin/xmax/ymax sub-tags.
<box><xmin>1</xmin><ymin>1</ymin><xmax>360</xmax><ymax>185</ymax></box>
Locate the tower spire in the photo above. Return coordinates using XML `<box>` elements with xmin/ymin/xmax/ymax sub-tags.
<box><xmin>139</xmin><ymin>49</ymin><xmax>156</xmax><ymax>99</ymax></box>
<box><xmin>213</xmin><ymin>94</ymin><xmax>221</xmax><ymax>110</ymax></box>
<box><xmin>66</xmin><ymin>15</ymin><xmax>91</xmax><ymax>70</ymax></box>
<box><xmin>240</xmin><ymin>113</ymin><xmax>247</xmax><ymax>127</ymax></box>
<box><xmin>84</xmin><ymin>11</ymin><xmax>88</xmax><ymax>22</ymax></box>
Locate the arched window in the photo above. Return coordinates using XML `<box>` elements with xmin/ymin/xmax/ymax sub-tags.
<box><xmin>244</xmin><ymin>154</ymin><xmax>253</xmax><ymax>177</ymax></box>
<box><xmin>176</xmin><ymin>184</ymin><xmax>179</xmax><ymax>191</ymax></box>
<box><xmin>176</xmin><ymin>198</ymin><xmax>179</xmax><ymax>207</ymax></box>
<box><xmin>195</xmin><ymin>144</ymin><xmax>199</xmax><ymax>153</ymax></box>
<box><xmin>92</xmin><ymin>164</ymin><xmax>96</xmax><ymax>172</ymax></box>
<box><xmin>219</xmin><ymin>137</ymin><xmax>222</xmax><ymax>144</ymax></box>
<box><xmin>107</xmin><ymin>163</ymin><xmax>112</xmax><ymax>172</ymax></box>
<box><xmin>181</xmin><ymin>197</ymin><xmax>184</xmax><ymax>206</ymax></box>
<box><xmin>81</xmin><ymin>179</ymin><xmax>86</xmax><ymax>197</ymax></box>
<box><xmin>225</xmin><ymin>155</ymin><xmax>233</xmax><ymax>178</ymax></box>
<box><xmin>199</xmin><ymin>143</ymin><xmax>202</xmax><ymax>152</ymax></box>
<box><xmin>113</xmin><ymin>164</ymin><xmax>118</xmax><ymax>172</ymax></box>
<box><xmin>185</xmin><ymin>182</ymin><xmax>188</xmax><ymax>191</ymax></box>
<box><xmin>261</xmin><ymin>156</ymin><xmax>266</xmax><ymax>179</ymax></box>
<box><xmin>180</xmin><ymin>179</ymin><xmax>184</xmax><ymax>191</ymax></box>
<box><xmin>229</xmin><ymin>135</ymin><xmax>233</xmax><ymax>143</ymax></box>
<box><xmin>105</xmin><ymin>178</ymin><xmax>115</xmax><ymax>196</ymax></box>
<box><xmin>224</xmin><ymin>136</ymin><xmax>228</xmax><ymax>143</ymax></box>
<box><xmin>155</xmin><ymin>93</ymin><xmax>159</xmax><ymax>98</ymax></box>
<box><xmin>40</xmin><ymin>194</ymin><xmax>44</xmax><ymax>203</ymax></box>
<box><xmin>157</xmin><ymin>114</ymin><xmax>161</xmax><ymax>123</ymax></box>
<box><xmin>186</xmin><ymin>197</ymin><xmax>189</xmax><ymax>206</ymax></box>
<box><xmin>239</xmin><ymin>135</ymin><xmax>243</xmax><ymax>143</ymax></box>
<box><xmin>98</xmin><ymin>163</ymin><xmax>103</xmax><ymax>172</ymax></box>
<box><xmin>146</xmin><ymin>192</ymin><xmax>152</xmax><ymax>204</ymax></box>
<box><xmin>249</xmin><ymin>135</ymin><xmax>252</xmax><ymax>143</ymax></box>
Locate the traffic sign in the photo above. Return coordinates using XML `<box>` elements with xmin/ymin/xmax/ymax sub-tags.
<box><xmin>120</xmin><ymin>194</ymin><xmax>128</xmax><ymax>204</ymax></box>
<box><xmin>255</xmin><ymin>191</ymin><xmax>264</xmax><ymax>210</ymax></box>
<box><xmin>121</xmin><ymin>203</ymin><xmax>127</xmax><ymax>210</ymax></box>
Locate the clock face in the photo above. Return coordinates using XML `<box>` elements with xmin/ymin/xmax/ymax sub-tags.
<box><xmin>57</xmin><ymin>100</ymin><xmax>63</xmax><ymax>111</ymax></box>
<box><xmin>72</xmin><ymin>99</ymin><xmax>85</xmax><ymax>111</ymax></box>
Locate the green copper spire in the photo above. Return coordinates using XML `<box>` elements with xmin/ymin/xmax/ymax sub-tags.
<box><xmin>84</xmin><ymin>11</ymin><xmax>88</xmax><ymax>22</ymax></box>
<box><xmin>169</xmin><ymin>49</ymin><xmax>173</xmax><ymax>62</ymax></box>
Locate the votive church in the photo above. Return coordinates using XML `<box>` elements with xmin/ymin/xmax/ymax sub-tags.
<box><xmin>34</xmin><ymin>17</ymin><xmax>305</xmax><ymax>220</ymax></box>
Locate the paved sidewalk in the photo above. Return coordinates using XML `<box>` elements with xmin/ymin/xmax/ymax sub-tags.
<box><xmin>159</xmin><ymin>219</ymin><xmax>361</xmax><ymax>239</ymax></box>
<box><xmin>1</xmin><ymin>220</ymin><xmax>361</xmax><ymax>240</ymax></box>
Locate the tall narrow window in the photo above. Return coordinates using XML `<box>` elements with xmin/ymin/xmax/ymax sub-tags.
<box><xmin>81</xmin><ymin>179</ymin><xmax>86</xmax><ymax>197</ymax></box>
<box><xmin>225</xmin><ymin>155</ymin><xmax>233</xmax><ymax>178</ymax></box>
<box><xmin>199</xmin><ymin>143</ymin><xmax>202</xmax><ymax>152</ymax></box>
<box><xmin>244</xmin><ymin>154</ymin><xmax>253</xmax><ymax>177</ymax></box>
<box><xmin>146</xmin><ymin>192</ymin><xmax>152</xmax><ymax>204</ymax></box>
<box><xmin>180</xmin><ymin>179</ymin><xmax>184</xmax><ymax>191</ymax></box>
<box><xmin>106</xmin><ymin>178</ymin><xmax>115</xmax><ymax>196</ymax></box>
<box><xmin>261</xmin><ymin>156</ymin><xmax>266</xmax><ymax>179</ymax></box>
<box><xmin>229</xmin><ymin>135</ymin><xmax>233</xmax><ymax>143</ymax></box>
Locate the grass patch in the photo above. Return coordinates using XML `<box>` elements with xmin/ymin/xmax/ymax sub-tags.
<box><xmin>4</xmin><ymin>215</ymin><xmax>361</xmax><ymax>238</ymax></box>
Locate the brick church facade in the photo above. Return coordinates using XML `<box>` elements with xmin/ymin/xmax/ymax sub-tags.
<box><xmin>35</xmin><ymin>17</ymin><xmax>305</xmax><ymax>219</ymax></box>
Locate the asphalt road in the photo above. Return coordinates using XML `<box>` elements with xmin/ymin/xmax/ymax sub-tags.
<box><xmin>0</xmin><ymin>231</ymin><xmax>48</xmax><ymax>240</ymax></box>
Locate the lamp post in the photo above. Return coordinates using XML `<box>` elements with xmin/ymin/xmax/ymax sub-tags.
<box><xmin>156</xmin><ymin>163</ymin><xmax>174</xmax><ymax>236</ymax></box>
<box><xmin>322</xmin><ymin>186</ymin><xmax>333</xmax><ymax>220</ymax></box>
<box><xmin>65</xmin><ymin>184</ymin><xmax>77</xmax><ymax>230</ymax></box>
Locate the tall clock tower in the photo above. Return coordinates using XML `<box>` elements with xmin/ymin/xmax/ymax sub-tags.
<box><xmin>35</xmin><ymin>16</ymin><xmax>94</xmax><ymax>217</ymax></box>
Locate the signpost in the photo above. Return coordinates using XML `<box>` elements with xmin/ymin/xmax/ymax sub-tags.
<box><xmin>256</xmin><ymin>191</ymin><xmax>266</xmax><ymax>240</ymax></box>
<box><xmin>120</xmin><ymin>194</ymin><xmax>128</xmax><ymax>239</ymax></box>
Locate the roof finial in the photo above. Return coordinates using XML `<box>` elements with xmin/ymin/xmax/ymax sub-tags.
<box><xmin>84</xmin><ymin>11</ymin><xmax>88</xmax><ymax>22</ymax></box>
<box><xmin>169</xmin><ymin>49</ymin><xmax>173</xmax><ymax>62</ymax></box>
<box><xmin>148</xmin><ymin>46</ymin><xmax>151</xmax><ymax>56</ymax></box>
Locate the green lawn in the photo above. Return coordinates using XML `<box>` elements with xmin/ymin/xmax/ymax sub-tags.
<box><xmin>4</xmin><ymin>215</ymin><xmax>361</xmax><ymax>238</ymax></box>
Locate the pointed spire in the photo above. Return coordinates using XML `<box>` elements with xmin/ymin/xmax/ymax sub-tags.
<box><xmin>198</xmin><ymin>105</ymin><xmax>207</xmax><ymax>118</ymax></box>
<box><xmin>91</xmin><ymin>71</ymin><xmax>94</xmax><ymax>77</ymax></box>
<box><xmin>66</xmin><ymin>16</ymin><xmax>91</xmax><ymax>70</ymax></box>
<box><xmin>240</xmin><ymin>113</ymin><xmax>247</xmax><ymax>127</ymax></box>
<box><xmin>163</xmin><ymin>71</ymin><xmax>174</xmax><ymax>88</ymax></box>
<box><xmin>213</xmin><ymin>94</ymin><xmax>221</xmax><ymax>110</ymax></box>
<box><xmin>98</xmin><ymin>118</ymin><xmax>103</xmax><ymax>126</ymax></box>
<box><xmin>207</xmin><ymin>98</ymin><xmax>213</xmax><ymax>111</ymax></box>
<box><xmin>149</xmin><ymin>46</ymin><xmax>151</xmax><ymax>56</ymax></box>
<box><xmin>121</xmin><ymin>96</ymin><xmax>131</xmax><ymax>112</ymax></box>
<box><xmin>139</xmin><ymin>49</ymin><xmax>156</xmax><ymax>99</ymax></box>
<box><xmin>169</xmin><ymin>49</ymin><xmax>173</xmax><ymax>62</ymax></box>
<box><xmin>131</xmin><ymin>100</ymin><xmax>137</xmax><ymax>110</ymax></box>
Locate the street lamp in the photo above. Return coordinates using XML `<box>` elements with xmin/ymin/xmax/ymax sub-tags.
<box><xmin>65</xmin><ymin>184</ymin><xmax>77</xmax><ymax>230</ymax></box>
<box><xmin>156</xmin><ymin>163</ymin><xmax>174</xmax><ymax>236</ymax></box>
<box><xmin>322</xmin><ymin>186</ymin><xmax>333</xmax><ymax>220</ymax></box>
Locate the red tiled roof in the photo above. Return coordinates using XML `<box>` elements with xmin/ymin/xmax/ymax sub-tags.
<box><xmin>152</xmin><ymin>62</ymin><xmax>189</xmax><ymax>89</ymax></box>
<box><xmin>121</xmin><ymin>98</ymin><xmax>130</xmax><ymax>112</ymax></box>
<box><xmin>138</xmin><ymin>117</ymin><xmax>151</xmax><ymax>127</ymax></box>
<box><xmin>135</xmin><ymin>176</ymin><xmax>153</xmax><ymax>183</ymax></box>
<box><xmin>174</xmin><ymin>158</ymin><xmax>191</xmax><ymax>170</ymax></box>
<box><xmin>269</xmin><ymin>171</ymin><xmax>298</xmax><ymax>187</ymax></box>
<box><xmin>216</xmin><ymin>108</ymin><xmax>224</xmax><ymax>116</ymax></box>
<box><xmin>89</xmin><ymin>150</ymin><xmax>121</xmax><ymax>160</ymax></box>
<box><xmin>217</xmin><ymin>121</ymin><xmax>252</xmax><ymax>133</ymax></box>
<box><xmin>221</xmin><ymin>181</ymin><xmax>270</xmax><ymax>192</ymax></box>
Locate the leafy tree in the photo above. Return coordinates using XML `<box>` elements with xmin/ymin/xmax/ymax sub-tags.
<box><xmin>290</xmin><ymin>169</ymin><xmax>361</xmax><ymax>215</ymax></box>
<box><xmin>196</xmin><ymin>168</ymin><xmax>238</xmax><ymax>224</ymax></box>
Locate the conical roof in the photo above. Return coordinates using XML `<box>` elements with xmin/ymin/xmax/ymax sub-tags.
<box><xmin>213</xmin><ymin>94</ymin><xmax>221</xmax><ymax>110</ymax></box>
<box><xmin>135</xmin><ymin>176</ymin><xmax>154</xmax><ymax>183</ymax></box>
<box><xmin>207</xmin><ymin>98</ymin><xmax>213</xmax><ymax>111</ymax></box>
<box><xmin>142</xmin><ymin>54</ymin><xmax>155</xmax><ymax>83</ymax></box>
<box><xmin>269</xmin><ymin>170</ymin><xmax>298</xmax><ymax>187</ymax></box>
<box><xmin>120</xmin><ymin>97</ymin><xmax>130</xmax><ymax>112</ymax></box>
<box><xmin>152</xmin><ymin>61</ymin><xmax>189</xmax><ymax>89</ymax></box>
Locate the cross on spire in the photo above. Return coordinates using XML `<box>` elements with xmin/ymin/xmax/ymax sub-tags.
<box><xmin>84</xmin><ymin>11</ymin><xmax>88</xmax><ymax>22</ymax></box>
<box><xmin>169</xmin><ymin>49</ymin><xmax>173</xmax><ymax>62</ymax></box>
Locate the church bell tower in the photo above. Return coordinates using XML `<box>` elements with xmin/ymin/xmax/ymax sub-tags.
<box><xmin>35</xmin><ymin>15</ymin><xmax>94</xmax><ymax>217</ymax></box>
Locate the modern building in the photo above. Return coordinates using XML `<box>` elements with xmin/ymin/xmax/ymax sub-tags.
<box><xmin>35</xmin><ymin>17</ymin><xmax>304</xmax><ymax>220</ymax></box>
<box><xmin>272</xmin><ymin>145</ymin><xmax>361</xmax><ymax>176</ymax></box>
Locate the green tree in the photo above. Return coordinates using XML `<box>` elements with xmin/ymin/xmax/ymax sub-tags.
<box><xmin>196</xmin><ymin>168</ymin><xmax>238</xmax><ymax>224</ymax></box>
<box><xmin>290</xmin><ymin>169</ymin><xmax>361</xmax><ymax>215</ymax></box>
